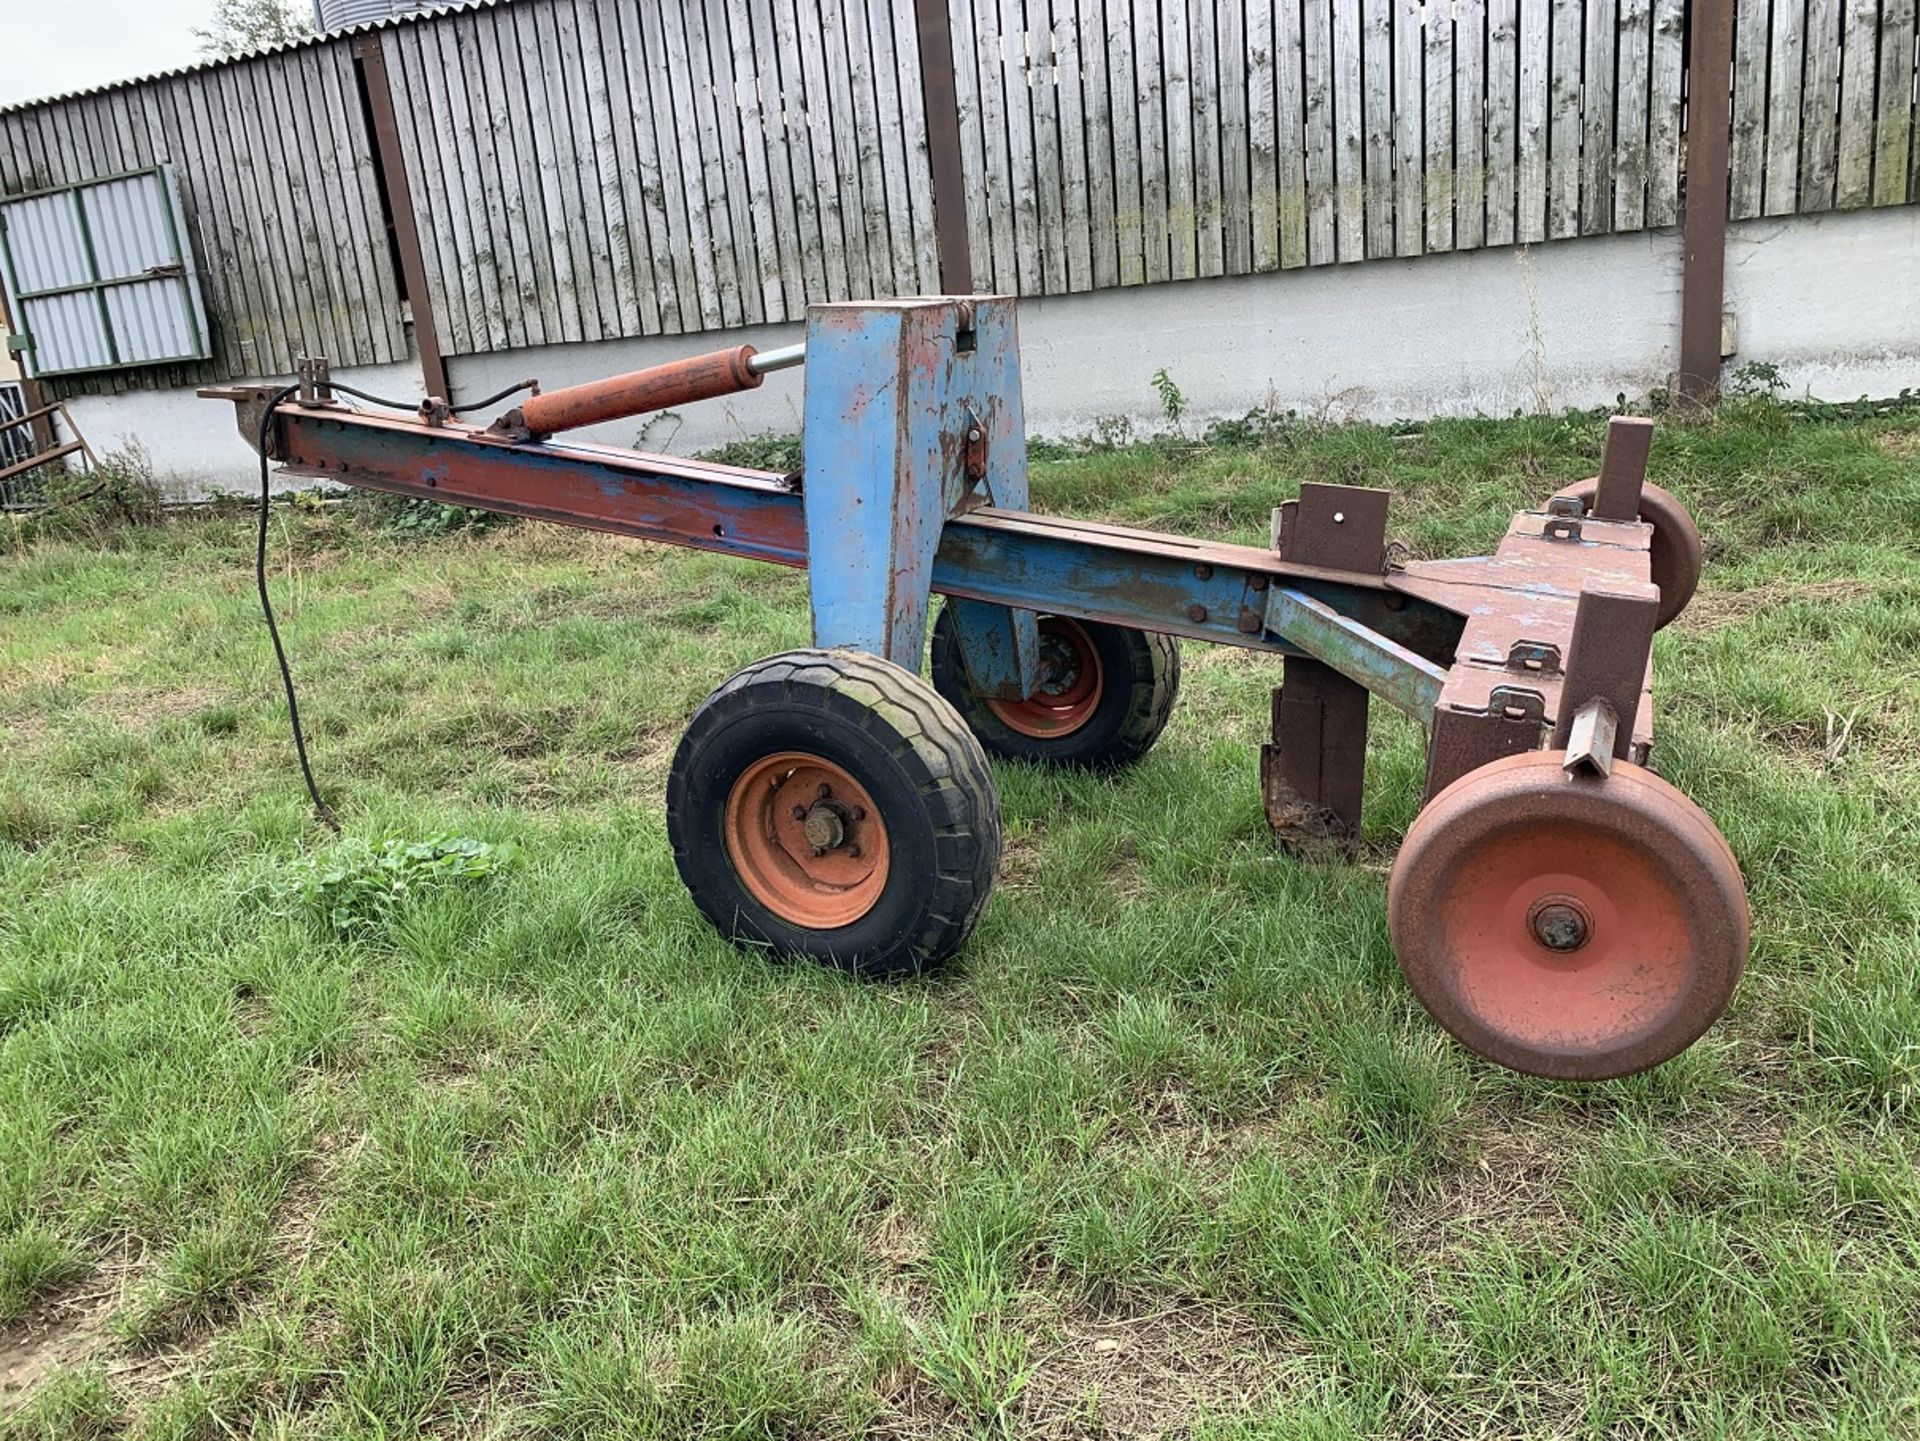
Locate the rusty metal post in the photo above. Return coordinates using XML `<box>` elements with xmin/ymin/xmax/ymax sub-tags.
<box><xmin>1263</xmin><ymin>659</ymin><xmax>1370</xmax><ymax>845</ymax></box>
<box><xmin>1678</xmin><ymin>0</ymin><xmax>1734</xmax><ymax>409</ymax></box>
<box><xmin>353</xmin><ymin>34</ymin><xmax>449</xmax><ymax>403</ymax></box>
<box><xmin>913</xmin><ymin>0</ymin><xmax>974</xmax><ymax>294</ymax></box>
<box><xmin>1591</xmin><ymin>416</ymin><xmax>1654</xmax><ymax>521</ymax></box>
<box><xmin>1552</xmin><ymin>580</ymin><xmax>1660</xmax><ymax>757</ymax></box>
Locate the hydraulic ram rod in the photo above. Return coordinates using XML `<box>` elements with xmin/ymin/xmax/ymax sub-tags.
<box><xmin>506</xmin><ymin>341</ymin><xmax>808</xmax><ymax>439</ymax></box>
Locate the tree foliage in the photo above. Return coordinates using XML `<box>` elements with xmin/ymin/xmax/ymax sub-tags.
<box><xmin>194</xmin><ymin>0</ymin><xmax>313</xmax><ymax>59</ymax></box>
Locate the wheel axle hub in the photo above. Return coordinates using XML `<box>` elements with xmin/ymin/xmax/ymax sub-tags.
<box><xmin>1529</xmin><ymin>896</ymin><xmax>1592</xmax><ymax>952</ymax></box>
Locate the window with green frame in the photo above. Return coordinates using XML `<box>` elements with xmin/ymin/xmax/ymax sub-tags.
<box><xmin>0</xmin><ymin>165</ymin><xmax>210</xmax><ymax>379</ymax></box>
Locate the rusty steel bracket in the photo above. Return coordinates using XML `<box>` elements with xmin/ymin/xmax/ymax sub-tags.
<box><xmin>1506</xmin><ymin>640</ymin><xmax>1563</xmax><ymax>676</ymax></box>
<box><xmin>1273</xmin><ymin>482</ymin><xmax>1391</xmax><ymax>574</ymax></box>
<box><xmin>296</xmin><ymin>356</ymin><xmax>333</xmax><ymax>405</ymax></box>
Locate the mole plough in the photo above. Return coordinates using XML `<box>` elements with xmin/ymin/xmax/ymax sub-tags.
<box><xmin>207</xmin><ymin>296</ymin><xmax>1748</xmax><ymax>1080</ymax></box>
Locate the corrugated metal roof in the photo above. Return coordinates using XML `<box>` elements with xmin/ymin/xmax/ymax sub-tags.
<box><xmin>0</xmin><ymin>0</ymin><xmax>509</xmax><ymax>117</ymax></box>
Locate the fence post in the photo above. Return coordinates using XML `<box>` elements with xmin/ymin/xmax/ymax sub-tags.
<box><xmin>1678</xmin><ymin>0</ymin><xmax>1735</xmax><ymax>408</ymax></box>
<box><xmin>352</xmin><ymin>34</ymin><xmax>450</xmax><ymax>402</ymax></box>
<box><xmin>912</xmin><ymin>0</ymin><xmax>974</xmax><ymax>294</ymax></box>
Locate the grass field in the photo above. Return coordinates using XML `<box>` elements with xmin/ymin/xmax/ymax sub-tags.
<box><xmin>2</xmin><ymin>396</ymin><xmax>1918</xmax><ymax>1439</ymax></box>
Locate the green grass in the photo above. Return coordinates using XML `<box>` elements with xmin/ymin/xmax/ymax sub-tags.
<box><xmin>2</xmin><ymin>400</ymin><xmax>1918</xmax><ymax>1439</ymax></box>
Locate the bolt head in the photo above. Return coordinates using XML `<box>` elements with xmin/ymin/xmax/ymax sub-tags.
<box><xmin>817</xmin><ymin>783</ymin><xmax>832</xmax><ymax>799</ymax></box>
<box><xmin>791</xmin><ymin>805</ymin><xmax>807</xmax><ymax>821</ymax></box>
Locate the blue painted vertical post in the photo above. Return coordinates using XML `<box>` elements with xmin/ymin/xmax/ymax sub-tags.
<box><xmin>801</xmin><ymin>296</ymin><xmax>1036</xmax><ymax>694</ymax></box>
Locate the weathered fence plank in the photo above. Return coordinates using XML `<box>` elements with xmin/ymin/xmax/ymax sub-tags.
<box><xmin>1393</xmin><ymin>0</ymin><xmax>1424</xmax><ymax>256</ymax></box>
<box><xmin>1799</xmin><ymin>0</ymin><xmax>1843</xmax><ymax>211</ymax></box>
<box><xmin>1364</xmin><ymin>0</ymin><xmax>1396</xmax><ymax>255</ymax></box>
<box><xmin>1836</xmin><ymin>0</ymin><xmax>1880</xmax><ymax>207</ymax></box>
<box><xmin>1278</xmin><ymin>0</ymin><xmax>1310</xmax><ymax>265</ymax></box>
<box><xmin>1613</xmin><ymin>0</ymin><xmax>1650</xmax><ymax>229</ymax></box>
<box><xmin>1582</xmin><ymin>0</ymin><xmax>1617</xmax><ymax>233</ymax></box>
<box><xmin>1426</xmin><ymin>0</ymin><xmax>1456</xmax><ymax>252</ymax></box>
<box><xmin>1455</xmin><ymin>0</ymin><xmax>1487</xmax><ymax>249</ymax></box>
<box><xmin>1333</xmin><ymin>0</ymin><xmax>1367</xmax><ymax>259</ymax></box>
<box><xmin>1875</xmin><ymin>0</ymin><xmax>1916</xmax><ymax>205</ymax></box>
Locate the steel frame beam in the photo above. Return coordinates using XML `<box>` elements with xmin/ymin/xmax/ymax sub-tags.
<box><xmin>205</xmin><ymin>390</ymin><xmax>1467</xmax><ymax>670</ymax></box>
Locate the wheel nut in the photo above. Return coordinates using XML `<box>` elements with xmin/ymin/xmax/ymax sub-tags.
<box><xmin>851</xmin><ymin>806</ymin><xmax>866</xmax><ymax>821</ymax></box>
<box><xmin>791</xmin><ymin>805</ymin><xmax>807</xmax><ymax>820</ymax></box>
<box><xmin>1531</xmin><ymin>901</ymin><xmax>1591</xmax><ymax>953</ymax></box>
<box><xmin>848</xmin><ymin>844</ymin><xmax>861</xmax><ymax>858</ymax></box>
<box><xmin>817</xmin><ymin>783</ymin><xmax>832</xmax><ymax>798</ymax></box>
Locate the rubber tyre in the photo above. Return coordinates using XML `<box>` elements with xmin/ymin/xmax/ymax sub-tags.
<box><xmin>1388</xmin><ymin>751</ymin><xmax>1748</xmax><ymax>1081</ymax></box>
<box><xmin>1554</xmin><ymin>478</ymin><xmax>1704</xmax><ymax>629</ymax></box>
<box><xmin>667</xmin><ymin>648</ymin><xmax>1002</xmax><ymax>980</ymax></box>
<box><xmin>929</xmin><ymin>606</ymin><xmax>1181</xmax><ymax>772</ymax></box>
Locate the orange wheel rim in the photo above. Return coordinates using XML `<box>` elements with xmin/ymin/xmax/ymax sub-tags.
<box><xmin>723</xmin><ymin>752</ymin><xmax>890</xmax><ymax>929</ymax></box>
<box><xmin>1434</xmin><ymin>822</ymin><xmax>1693</xmax><ymax>1055</ymax></box>
<box><xmin>1391</xmin><ymin>753</ymin><xmax>1748</xmax><ymax>1080</ymax></box>
<box><xmin>984</xmin><ymin>617</ymin><xmax>1104</xmax><ymax>738</ymax></box>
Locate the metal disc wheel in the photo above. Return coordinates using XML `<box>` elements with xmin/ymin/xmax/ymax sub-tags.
<box><xmin>1388</xmin><ymin>750</ymin><xmax>1748</xmax><ymax>1080</ymax></box>
<box><xmin>929</xmin><ymin>607</ymin><xmax>1180</xmax><ymax>771</ymax></box>
<box><xmin>1555</xmin><ymin>478</ymin><xmax>1704</xmax><ymax>628</ymax></box>
<box><xmin>667</xmin><ymin>648</ymin><xmax>1001</xmax><ymax>979</ymax></box>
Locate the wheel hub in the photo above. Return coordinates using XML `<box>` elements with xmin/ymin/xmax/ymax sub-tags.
<box><xmin>723</xmin><ymin>752</ymin><xmax>890</xmax><ymax>928</ymax></box>
<box><xmin>984</xmin><ymin>617</ymin><xmax>1105</xmax><ymax>738</ymax></box>
<box><xmin>1528</xmin><ymin>895</ymin><xmax>1592</xmax><ymax>953</ymax></box>
<box><xmin>802</xmin><ymin>801</ymin><xmax>849</xmax><ymax>852</ymax></box>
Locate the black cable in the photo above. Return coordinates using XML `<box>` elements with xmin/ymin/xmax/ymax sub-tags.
<box><xmin>448</xmin><ymin>379</ymin><xmax>538</xmax><ymax>415</ymax></box>
<box><xmin>322</xmin><ymin>378</ymin><xmax>537</xmax><ymax>416</ymax></box>
<box><xmin>256</xmin><ymin>383</ymin><xmax>338</xmax><ymax>833</ymax></box>
<box><xmin>252</xmin><ymin>374</ymin><xmax>534</xmax><ymax>833</ymax></box>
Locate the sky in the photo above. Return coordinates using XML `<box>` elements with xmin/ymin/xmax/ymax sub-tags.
<box><xmin>0</xmin><ymin>0</ymin><xmax>220</xmax><ymax>109</ymax></box>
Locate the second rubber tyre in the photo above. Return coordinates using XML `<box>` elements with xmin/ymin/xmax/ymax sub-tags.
<box><xmin>929</xmin><ymin>606</ymin><xmax>1180</xmax><ymax>772</ymax></box>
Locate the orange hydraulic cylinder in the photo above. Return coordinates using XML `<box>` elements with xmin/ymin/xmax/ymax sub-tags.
<box><xmin>516</xmin><ymin>345</ymin><xmax>763</xmax><ymax>436</ymax></box>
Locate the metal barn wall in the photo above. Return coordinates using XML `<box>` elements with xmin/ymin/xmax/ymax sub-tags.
<box><xmin>0</xmin><ymin>40</ymin><xmax>407</xmax><ymax>397</ymax></box>
<box><xmin>374</xmin><ymin>0</ymin><xmax>943</xmax><ymax>359</ymax></box>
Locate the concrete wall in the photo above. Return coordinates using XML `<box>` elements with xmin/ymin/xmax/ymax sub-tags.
<box><xmin>60</xmin><ymin>203</ymin><xmax>1920</xmax><ymax>497</ymax></box>
<box><xmin>1723</xmin><ymin>205</ymin><xmax>1920</xmax><ymax>401</ymax></box>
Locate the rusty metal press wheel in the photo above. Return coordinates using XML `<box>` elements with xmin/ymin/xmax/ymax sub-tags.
<box><xmin>667</xmin><ymin>648</ymin><xmax>1002</xmax><ymax>980</ymax></box>
<box><xmin>1388</xmin><ymin>751</ymin><xmax>1749</xmax><ymax>1080</ymax></box>
<box><xmin>1555</xmin><ymin>478</ymin><xmax>1704</xmax><ymax>628</ymax></box>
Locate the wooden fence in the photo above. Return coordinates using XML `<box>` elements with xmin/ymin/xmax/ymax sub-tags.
<box><xmin>0</xmin><ymin>0</ymin><xmax>1915</xmax><ymax>395</ymax></box>
<box><xmin>374</xmin><ymin>0</ymin><xmax>942</xmax><ymax>358</ymax></box>
<box><xmin>953</xmin><ymin>0</ymin><xmax>1917</xmax><ymax>296</ymax></box>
